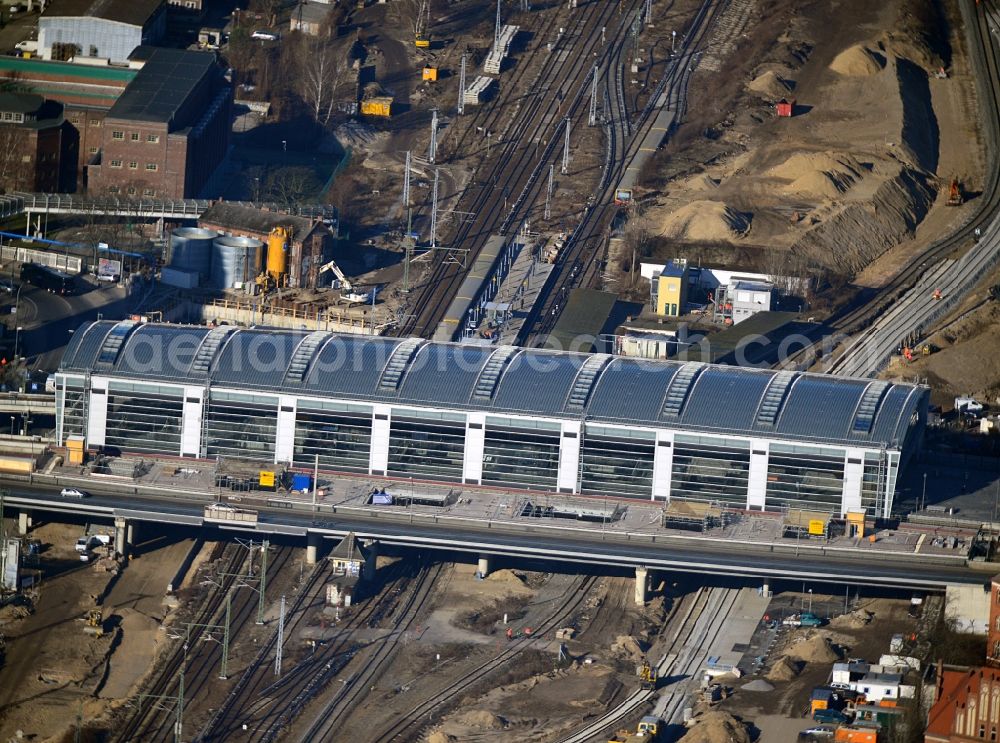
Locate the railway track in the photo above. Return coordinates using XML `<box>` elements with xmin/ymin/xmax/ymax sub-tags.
<box><xmin>554</xmin><ymin>587</ymin><xmax>741</xmax><ymax>743</ymax></box>
<box><xmin>371</xmin><ymin>574</ymin><xmax>599</xmax><ymax>743</ymax></box>
<box><xmin>295</xmin><ymin>560</ymin><xmax>445</xmax><ymax>742</ymax></box>
<box><xmin>399</xmin><ymin>0</ymin><xmax>642</xmax><ymax>339</ymax></box>
<box><xmin>198</xmin><ymin>557</ymin><xmax>422</xmax><ymax>742</ymax></box>
<box><xmin>114</xmin><ymin>543</ymin><xmax>293</xmax><ymax>743</ymax></box>
<box><xmin>528</xmin><ymin>0</ymin><xmax>725</xmax><ymax>343</ymax></box>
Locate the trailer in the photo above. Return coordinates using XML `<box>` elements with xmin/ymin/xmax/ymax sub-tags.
<box><xmin>204</xmin><ymin>503</ymin><xmax>258</xmax><ymax>525</ymax></box>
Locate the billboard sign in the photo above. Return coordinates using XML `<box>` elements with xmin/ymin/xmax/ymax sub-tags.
<box><xmin>97</xmin><ymin>257</ymin><xmax>122</xmax><ymax>282</ymax></box>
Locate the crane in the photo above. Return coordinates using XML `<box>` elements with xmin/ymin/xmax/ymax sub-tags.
<box><xmin>318</xmin><ymin>258</ymin><xmax>353</xmax><ymax>292</ymax></box>
<box><xmin>414</xmin><ymin>0</ymin><xmax>431</xmax><ymax>47</ymax></box>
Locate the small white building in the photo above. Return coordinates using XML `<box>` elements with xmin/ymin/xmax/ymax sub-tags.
<box><xmin>729</xmin><ymin>280</ymin><xmax>774</xmax><ymax>324</ymax></box>
<box><xmin>39</xmin><ymin>0</ymin><xmax>166</xmax><ymax>64</ymax></box>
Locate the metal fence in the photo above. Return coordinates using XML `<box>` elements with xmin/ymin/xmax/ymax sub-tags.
<box><xmin>0</xmin><ymin>245</ymin><xmax>82</xmax><ymax>274</ymax></box>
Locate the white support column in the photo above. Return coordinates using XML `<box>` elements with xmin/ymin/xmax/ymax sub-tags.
<box><xmin>369</xmin><ymin>405</ymin><xmax>391</xmax><ymax>476</ymax></box>
<box><xmin>841</xmin><ymin>448</ymin><xmax>866</xmax><ymax>515</ymax></box>
<box><xmin>180</xmin><ymin>386</ymin><xmax>204</xmax><ymax>458</ymax></box>
<box><xmin>275</xmin><ymin>395</ymin><xmax>297</xmax><ymax>464</ymax></box>
<box><xmin>557</xmin><ymin>421</ymin><xmax>581</xmax><ymax>493</ymax></box>
<box><xmin>86</xmin><ymin>377</ymin><xmax>109</xmax><ymax>448</ymax></box>
<box><xmin>463</xmin><ymin>412</ymin><xmax>485</xmax><ymax>485</ymax></box>
<box><xmin>477</xmin><ymin>554</ymin><xmax>492</xmax><ymax>578</ymax></box>
<box><xmin>306</xmin><ymin>533</ymin><xmax>320</xmax><ymax>566</ymax></box>
<box><xmin>17</xmin><ymin>510</ymin><xmax>30</xmax><ymax>535</ymax></box>
<box><xmin>747</xmin><ymin>440</ymin><xmax>769</xmax><ymax>511</ymax></box>
<box><xmin>363</xmin><ymin>539</ymin><xmax>378</xmax><ymax>581</ymax></box>
<box><xmin>114</xmin><ymin>516</ymin><xmax>127</xmax><ymax>557</ymax></box>
<box><xmin>635</xmin><ymin>566</ymin><xmax>649</xmax><ymax>605</ymax></box>
<box><xmin>652</xmin><ymin>431</ymin><xmax>673</xmax><ymax>500</ymax></box>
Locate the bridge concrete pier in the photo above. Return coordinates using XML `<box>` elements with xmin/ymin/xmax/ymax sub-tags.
<box><xmin>762</xmin><ymin>578</ymin><xmax>772</xmax><ymax>598</ymax></box>
<box><xmin>635</xmin><ymin>566</ymin><xmax>649</xmax><ymax>606</ymax></box>
<box><xmin>114</xmin><ymin>516</ymin><xmax>132</xmax><ymax>558</ymax></box>
<box><xmin>17</xmin><ymin>510</ymin><xmax>31</xmax><ymax>535</ymax></box>
<box><xmin>306</xmin><ymin>533</ymin><xmax>321</xmax><ymax>566</ymax></box>
<box><xmin>363</xmin><ymin>539</ymin><xmax>379</xmax><ymax>580</ymax></box>
<box><xmin>477</xmin><ymin>554</ymin><xmax>492</xmax><ymax>579</ymax></box>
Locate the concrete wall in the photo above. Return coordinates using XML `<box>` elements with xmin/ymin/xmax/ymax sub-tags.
<box><xmin>945</xmin><ymin>582</ymin><xmax>990</xmax><ymax>634</ymax></box>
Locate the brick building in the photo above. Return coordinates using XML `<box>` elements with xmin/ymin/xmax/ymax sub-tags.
<box><xmin>198</xmin><ymin>203</ymin><xmax>336</xmax><ymax>289</ymax></box>
<box><xmin>88</xmin><ymin>48</ymin><xmax>231</xmax><ymax>198</ymax></box>
<box><xmin>924</xmin><ymin>574</ymin><xmax>1000</xmax><ymax>742</ymax></box>
<box><xmin>0</xmin><ymin>93</ymin><xmax>73</xmax><ymax>193</ymax></box>
<box><xmin>0</xmin><ymin>57</ymin><xmax>137</xmax><ymax>191</ymax></box>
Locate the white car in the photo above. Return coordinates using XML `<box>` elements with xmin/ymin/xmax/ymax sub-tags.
<box><xmin>251</xmin><ymin>30</ymin><xmax>279</xmax><ymax>41</ymax></box>
<box><xmin>60</xmin><ymin>487</ymin><xmax>89</xmax><ymax>498</ymax></box>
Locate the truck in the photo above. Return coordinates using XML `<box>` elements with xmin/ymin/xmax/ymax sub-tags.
<box><xmin>76</xmin><ymin>534</ymin><xmax>111</xmax><ymax>553</ymax></box>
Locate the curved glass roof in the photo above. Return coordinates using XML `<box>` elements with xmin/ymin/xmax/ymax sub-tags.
<box><xmin>60</xmin><ymin>322</ymin><xmax>927</xmax><ymax>449</ymax></box>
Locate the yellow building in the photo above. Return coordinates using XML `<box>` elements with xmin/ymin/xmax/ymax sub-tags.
<box><xmin>653</xmin><ymin>259</ymin><xmax>689</xmax><ymax>316</ymax></box>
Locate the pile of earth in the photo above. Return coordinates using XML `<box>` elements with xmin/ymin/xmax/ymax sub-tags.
<box><xmin>784</xmin><ymin>633</ymin><xmax>842</xmax><ymax>663</ymax></box>
<box><xmin>829</xmin><ymin>44</ymin><xmax>884</xmax><ymax>76</ymax></box>
<box><xmin>768</xmin><ymin>151</ymin><xmax>865</xmax><ymax>198</ymax></box>
<box><xmin>658</xmin><ymin>200</ymin><xmax>752</xmax><ymax>241</ymax></box>
<box><xmin>747</xmin><ymin>69</ymin><xmax>793</xmax><ymax>99</ymax></box>
<box><xmin>766</xmin><ymin>656</ymin><xmax>802</xmax><ymax>681</ymax></box>
<box><xmin>680</xmin><ymin>711</ymin><xmax>752</xmax><ymax>743</ymax></box>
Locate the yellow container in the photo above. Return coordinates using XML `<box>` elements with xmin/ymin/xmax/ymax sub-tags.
<box><xmin>69</xmin><ymin>449</ymin><xmax>84</xmax><ymax>465</ymax></box>
<box><xmin>259</xmin><ymin>471</ymin><xmax>276</xmax><ymax>489</ymax></box>
<box><xmin>66</xmin><ymin>435</ymin><xmax>85</xmax><ymax>452</ymax></box>
<box><xmin>422</xmin><ymin>67</ymin><xmax>438</xmax><ymax>81</ymax></box>
<box><xmin>361</xmin><ymin>98</ymin><xmax>393</xmax><ymax>117</ymax></box>
<box><xmin>266</xmin><ymin>226</ymin><xmax>288</xmax><ymax>280</ymax></box>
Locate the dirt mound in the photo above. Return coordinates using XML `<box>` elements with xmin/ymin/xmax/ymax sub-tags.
<box><xmin>769</xmin><ymin>151</ymin><xmax>863</xmax><ymax>181</ymax></box>
<box><xmin>766</xmin><ymin>656</ymin><xmax>802</xmax><ymax>681</ymax></box>
<box><xmin>742</xmin><ymin>679</ymin><xmax>775</xmax><ymax>692</ymax></box>
<box><xmin>681</xmin><ymin>711</ymin><xmax>751</xmax><ymax>743</ymax></box>
<box><xmin>658</xmin><ymin>200</ymin><xmax>751</xmax><ymax>241</ymax></box>
<box><xmin>795</xmin><ymin>164</ymin><xmax>934</xmax><ymax>273</ymax></box>
<box><xmin>748</xmin><ymin>70</ymin><xmax>791</xmax><ymax>99</ymax></box>
<box><xmin>486</xmin><ymin>569</ymin><xmax>526</xmax><ymax>585</ymax></box>
<box><xmin>786</xmin><ymin>633</ymin><xmax>841</xmax><ymax>663</ymax></box>
<box><xmin>829</xmin><ymin>45</ymin><xmax>884</xmax><ymax>76</ymax></box>
<box><xmin>610</xmin><ymin>635</ymin><xmax>647</xmax><ymax>660</ymax></box>
<box><xmin>830</xmin><ymin>609</ymin><xmax>874</xmax><ymax>629</ymax></box>
<box><xmin>453</xmin><ymin>710</ymin><xmax>506</xmax><ymax>730</ymax></box>
<box><xmin>428</xmin><ymin>734</ymin><xmax>456</xmax><ymax>743</ymax></box>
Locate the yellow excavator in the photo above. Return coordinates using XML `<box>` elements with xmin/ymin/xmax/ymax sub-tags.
<box><xmin>608</xmin><ymin>716</ymin><xmax>662</xmax><ymax>742</ymax></box>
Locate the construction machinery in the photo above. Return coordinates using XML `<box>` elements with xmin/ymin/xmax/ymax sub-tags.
<box><xmin>947</xmin><ymin>178</ymin><xmax>963</xmax><ymax>206</ymax></box>
<box><xmin>932</xmin><ymin>288</ymin><xmax>943</xmax><ymax>300</ymax></box>
<box><xmin>414</xmin><ymin>0</ymin><xmax>431</xmax><ymax>47</ymax></box>
<box><xmin>638</xmin><ymin>659</ymin><xmax>658</xmax><ymax>690</ymax></box>
<box><xmin>318</xmin><ymin>258</ymin><xmax>354</xmax><ymax>292</ymax></box>
<box><xmin>608</xmin><ymin>716</ymin><xmax>661</xmax><ymax>742</ymax></box>
<box><xmin>83</xmin><ymin>608</ymin><xmax>104</xmax><ymax>638</ymax></box>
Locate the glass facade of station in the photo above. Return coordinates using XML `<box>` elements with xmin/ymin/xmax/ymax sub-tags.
<box><xmin>54</xmin><ymin>372</ymin><xmax>916</xmax><ymax>517</ymax></box>
<box><xmin>204</xmin><ymin>390</ymin><xmax>277</xmax><ymax>460</ymax></box>
<box><xmin>293</xmin><ymin>400</ymin><xmax>372</xmax><ymax>474</ymax></box>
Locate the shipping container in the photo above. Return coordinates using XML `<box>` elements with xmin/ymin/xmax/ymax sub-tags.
<box><xmin>292</xmin><ymin>473</ymin><xmax>312</xmax><ymax>492</ymax></box>
<box><xmin>361</xmin><ymin>97</ymin><xmax>393</xmax><ymax>117</ymax></box>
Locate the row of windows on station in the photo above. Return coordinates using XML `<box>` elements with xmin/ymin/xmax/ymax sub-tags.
<box><xmin>59</xmin><ymin>384</ymin><xmax>890</xmax><ymax>509</ymax></box>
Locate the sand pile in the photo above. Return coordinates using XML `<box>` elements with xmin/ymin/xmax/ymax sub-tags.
<box><xmin>680</xmin><ymin>711</ymin><xmax>751</xmax><ymax>743</ymax></box>
<box><xmin>768</xmin><ymin>151</ymin><xmax>864</xmax><ymax>198</ymax></box>
<box><xmin>748</xmin><ymin>70</ymin><xmax>792</xmax><ymax>99</ymax></box>
<box><xmin>766</xmin><ymin>656</ymin><xmax>802</xmax><ymax>681</ymax></box>
<box><xmin>786</xmin><ymin>633</ymin><xmax>841</xmax><ymax>663</ymax></box>
<box><xmin>830</xmin><ymin>609</ymin><xmax>874</xmax><ymax>629</ymax></box>
<box><xmin>742</xmin><ymin>679</ymin><xmax>775</xmax><ymax>692</ymax></box>
<box><xmin>659</xmin><ymin>201</ymin><xmax>751</xmax><ymax>241</ymax></box>
<box><xmin>453</xmin><ymin>710</ymin><xmax>507</xmax><ymax>730</ymax></box>
<box><xmin>829</xmin><ymin>44</ymin><xmax>884</xmax><ymax>76</ymax></box>
<box><xmin>428</xmin><ymin>734</ymin><xmax>456</xmax><ymax>743</ymax></box>
<box><xmin>487</xmin><ymin>569</ymin><xmax>526</xmax><ymax>585</ymax></box>
<box><xmin>610</xmin><ymin>635</ymin><xmax>647</xmax><ymax>659</ymax></box>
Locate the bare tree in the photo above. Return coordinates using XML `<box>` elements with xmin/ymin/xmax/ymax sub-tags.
<box><xmin>296</xmin><ymin>37</ymin><xmax>347</xmax><ymax>128</ymax></box>
<box><xmin>0</xmin><ymin>128</ymin><xmax>27</xmax><ymax>192</ymax></box>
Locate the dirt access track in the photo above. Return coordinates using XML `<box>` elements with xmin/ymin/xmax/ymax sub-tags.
<box><xmin>635</xmin><ymin>0</ymin><xmax>982</xmax><ymax>289</ymax></box>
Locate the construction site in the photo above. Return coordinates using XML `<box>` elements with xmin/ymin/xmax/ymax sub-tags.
<box><xmin>0</xmin><ymin>0</ymin><xmax>997</xmax><ymax>740</ymax></box>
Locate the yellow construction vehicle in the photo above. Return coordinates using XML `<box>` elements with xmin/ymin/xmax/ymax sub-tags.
<box><xmin>638</xmin><ymin>659</ymin><xmax>658</xmax><ymax>690</ymax></box>
<box><xmin>83</xmin><ymin>608</ymin><xmax>104</xmax><ymax>638</ymax></box>
<box><xmin>608</xmin><ymin>715</ymin><xmax>661</xmax><ymax>742</ymax></box>
<box><xmin>947</xmin><ymin>178</ymin><xmax>963</xmax><ymax>206</ymax></box>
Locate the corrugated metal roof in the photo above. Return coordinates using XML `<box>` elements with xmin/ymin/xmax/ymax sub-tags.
<box><xmin>58</xmin><ymin>322</ymin><xmax>926</xmax><ymax>448</ymax></box>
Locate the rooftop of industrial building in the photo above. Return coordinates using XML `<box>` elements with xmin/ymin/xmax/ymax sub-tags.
<box><xmin>198</xmin><ymin>202</ymin><xmax>327</xmax><ymax>238</ymax></box>
<box><xmin>42</xmin><ymin>0</ymin><xmax>164</xmax><ymax>26</ymax></box>
<box><xmin>59</xmin><ymin>321</ymin><xmax>927</xmax><ymax>449</ymax></box>
<box><xmin>106</xmin><ymin>48</ymin><xmax>218</xmax><ymax>125</ymax></box>
<box><xmin>543</xmin><ymin>288</ymin><xmax>620</xmax><ymax>353</ymax></box>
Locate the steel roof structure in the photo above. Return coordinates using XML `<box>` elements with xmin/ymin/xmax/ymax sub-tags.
<box><xmin>60</xmin><ymin>321</ymin><xmax>927</xmax><ymax>449</ymax></box>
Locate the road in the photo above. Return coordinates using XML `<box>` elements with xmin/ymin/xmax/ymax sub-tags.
<box><xmin>4</xmin><ymin>479</ymin><xmax>986</xmax><ymax>590</ymax></box>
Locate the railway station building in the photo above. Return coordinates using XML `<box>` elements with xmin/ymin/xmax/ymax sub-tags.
<box><xmin>55</xmin><ymin>321</ymin><xmax>929</xmax><ymax>518</ymax></box>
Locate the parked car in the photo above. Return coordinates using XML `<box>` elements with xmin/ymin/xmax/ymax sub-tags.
<box><xmin>250</xmin><ymin>30</ymin><xmax>280</xmax><ymax>41</ymax></box>
<box><xmin>0</xmin><ymin>278</ymin><xmax>14</xmax><ymax>294</ymax></box>
<box><xmin>60</xmin><ymin>487</ymin><xmax>89</xmax><ymax>498</ymax></box>
<box><xmin>813</xmin><ymin>709</ymin><xmax>850</xmax><ymax>725</ymax></box>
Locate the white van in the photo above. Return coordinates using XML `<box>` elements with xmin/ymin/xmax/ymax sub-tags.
<box><xmin>15</xmin><ymin>40</ymin><xmax>37</xmax><ymax>54</ymax></box>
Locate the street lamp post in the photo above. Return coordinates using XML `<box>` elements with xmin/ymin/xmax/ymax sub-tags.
<box><xmin>9</xmin><ymin>415</ymin><xmax>14</xmax><ymax>436</ymax></box>
<box><xmin>14</xmin><ymin>326</ymin><xmax>21</xmax><ymax>361</ymax></box>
